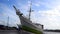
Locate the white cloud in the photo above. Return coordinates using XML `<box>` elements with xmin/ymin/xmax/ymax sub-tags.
<box><xmin>31</xmin><ymin>0</ymin><xmax>60</xmax><ymax>29</ymax></box>
<box><xmin>1</xmin><ymin>0</ymin><xmax>60</xmax><ymax>29</ymax></box>
<box><xmin>0</xmin><ymin>3</ymin><xmax>20</xmax><ymax>27</ymax></box>
<box><xmin>15</xmin><ymin>0</ymin><xmax>60</xmax><ymax>29</ymax></box>
<box><xmin>38</xmin><ymin>8</ymin><xmax>60</xmax><ymax>29</ymax></box>
<box><xmin>34</xmin><ymin>3</ymin><xmax>40</xmax><ymax>7</ymax></box>
<box><xmin>34</xmin><ymin>2</ymin><xmax>40</xmax><ymax>7</ymax></box>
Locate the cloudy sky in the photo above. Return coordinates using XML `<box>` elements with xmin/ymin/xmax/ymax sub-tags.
<box><xmin>0</xmin><ymin>0</ymin><xmax>60</xmax><ymax>29</ymax></box>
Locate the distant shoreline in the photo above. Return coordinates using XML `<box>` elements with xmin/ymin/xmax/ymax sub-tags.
<box><xmin>44</xmin><ymin>30</ymin><xmax>60</xmax><ymax>32</ymax></box>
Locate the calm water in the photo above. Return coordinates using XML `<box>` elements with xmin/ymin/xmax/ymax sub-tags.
<box><xmin>0</xmin><ymin>30</ymin><xmax>33</xmax><ymax>34</ymax></box>
<box><xmin>44</xmin><ymin>31</ymin><xmax>60</xmax><ymax>34</ymax></box>
<box><xmin>0</xmin><ymin>30</ymin><xmax>60</xmax><ymax>34</ymax></box>
<box><xmin>0</xmin><ymin>30</ymin><xmax>19</xmax><ymax>34</ymax></box>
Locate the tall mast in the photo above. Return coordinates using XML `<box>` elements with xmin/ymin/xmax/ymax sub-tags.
<box><xmin>7</xmin><ymin>16</ymin><xmax>9</xmax><ymax>29</ymax></box>
<box><xmin>29</xmin><ymin>1</ymin><xmax>33</xmax><ymax>20</ymax></box>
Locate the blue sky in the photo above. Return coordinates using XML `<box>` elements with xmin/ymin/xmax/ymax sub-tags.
<box><xmin>0</xmin><ymin>0</ymin><xmax>60</xmax><ymax>29</ymax></box>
